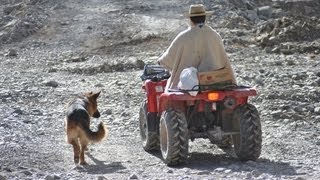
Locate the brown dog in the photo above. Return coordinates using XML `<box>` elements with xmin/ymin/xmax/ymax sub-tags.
<box><xmin>65</xmin><ymin>91</ymin><xmax>107</xmax><ymax>165</ymax></box>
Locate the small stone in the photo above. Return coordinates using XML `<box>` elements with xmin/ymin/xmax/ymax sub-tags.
<box><xmin>121</xmin><ymin>112</ymin><xmax>129</xmax><ymax>117</ymax></box>
<box><xmin>215</xmin><ymin>167</ymin><xmax>225</xmax><ymax>172</ymax></box>
<box><xmin>271</xmin><ymin>46</ymin><xmax>280</xmax><ymax>53</ymax></box>
<box><xmin>246</xmin><ymin>173</ymin><xmax>253</xmax><ymax>179</ymax></box>
<box><xmin>286</xmin><ymin>60</ymin><xmax>295</xmax><ymax>66</ymax></box>
<box><xmin>314</xmin><ymin>107</ymin><xmax>320</xmax><ymax>115</ymax></box>
<box><xmin>274</xmin><ymin>61</ymin><xmax>283</xmax><ymax>66</ymax></box>
<box><xmin>271</xmin><ymin>110</ymin><xmax>282</xmax><ymax>118</ymax></box>
<box><xmin>97</xmin><ymin>176</ymin><xmax>107</xmax><ymax>180</ymax></box>
<box><xmin>67</xmin><ymin>56</ymin><xmax>86</xmax><ymax>63</ymax></box>
<box><xmin>246</xmin><ymin>160</ymin><xmax>257</xmax><ymax>165</ymax></box>
<box><xmin>292</xmin><ymin>74</ymin><xmax>304</xmax><ymax>81</ymax></box>
<box><xmin>228</xmin><ymin>164</ymin><xmax>240</xmax><ymax>171</ymax></box>
<box><xmin>0</xmin><ymin>174</ymin><xmax>7</xmax><ymax>180</ymax></box>
<box><xmin>224</xmin><ymin>169</ymin><xmax>232</xmax><ymax>173</ymax></box>
<box><xmin>60</xmin><ymin>21</ymin><xmax>69</xmax><ymax>25</ymax></box>
<box><xmin>314</xmin><ymin>78</ymin><xmax>320</xmax><ymax>86</ymax></box>
<box><xmin>3</xmin><ymin>167</ymin><xmax>12</xmax><ymax>172</ymax></box>
<box><xmin>167</xmin><ymin>169</ymin><xmax>173</xmax><ymax>173</ymax></box>
<box><xmin>246</xmin><ymin>10</ymin><xmax>259</xmax><ymax>22</ymax></box>
<box><xmin>45</xmin><ymin>174</ymin><xmax>61</xmax><ymax>180</ymax></box>
<box><xmin>12</xmin><ymin>109</ymin><xmax>23</xmax><ymax>115</ymax></box>
<box><xmin>95</xmin><ymin>83</ymin><xmax>104</xmax><ymax>87</ymax></box>
<box><xmin>128</xmin><ymin>174</ymin><xmax>138</xmax><ymax>179</ymax></box>
<box><xmin>116</xmin><ymin>80</ymin><xmax>127</xmax><ymax>86</ymax></box>
<box><xmin>5</xmin><ymin>49</ymin><xmax>18</xmax><ymax>57</ymax></box>
<box><xmin>18</xmin><ymin>166</ymin><xmax>28</xmax><ymax>170</ymax></box>
<box><xmin>257</xmin><ymin>6</ymin><xmax>272</xmax><ymax>19</ymax></box>
<box><xmin>104</xmin><ymin>109</ymin><xmax>112</xmax><ymax>115</ymax></box>
<box><xmin>251</xmin><ymin>170</ymin><xmax>261</xmax><ymax>177</ymax></box>
<box><xmin>316</xmin><ymin>139</ymin><xmax>320</xmax><ymax>146</ymax></box>
<box><xmin>293</xmin><ymin>106</ymin><xmax>304</xmax><ymax>113</ymax></box>
<box><xmin>181</xmin><ymin>167</ymin><xmax>190</xmax><ymax>173</ymax></box>
<box><xmin>197</xmin><ymin>170</ymin><xmax>210</xmax><ymax>175</ymax></box>
<box><xmin>22</xmin><ymin>170</ymin><xmax>32</xmax><ymax>176</ymax></box>
<box><xmin>23</xmin><ymin>119</ymin><xmax>32</xmax><ymax>124</ymax></box>
<box><xmin>45</xmin><ymin>175</ymin><xmax>54</xmax><ymax>180</ymax></box>
<box><xmin>135</xmin><ymin>60</ymin><xmax>145</xmax><ymax>70</ymax></box>
<box><xmin>4</xmin><ymin>3</ymin><xmax>24</xmax><ymax>14</ymax></box>
<box><xmin>48</xmin><ymin>68</ymin><xmax>57</xmax><ymax>73</ymax></box>
<box><xmin>45</xmin><ymin>81</ymin><xmax>59</xmax><ymax>88</ymax></box>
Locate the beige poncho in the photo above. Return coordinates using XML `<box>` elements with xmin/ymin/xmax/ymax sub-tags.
<box><xmin>158</xmin><ymin>24</ymin><xmax>236</xmax><ymax>90</ymax></box>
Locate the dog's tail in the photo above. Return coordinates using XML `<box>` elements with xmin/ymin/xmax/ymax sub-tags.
<box><xmin>81</xmin><ymin>122</ymin><xmax>108</xmax><ymax>142</ymax></box>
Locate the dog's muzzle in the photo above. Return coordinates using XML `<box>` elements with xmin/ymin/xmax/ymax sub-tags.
<box><xmin>93</xmin><ymin>111</ymin><xmax>100</xmax><ymax>118</ymax></box>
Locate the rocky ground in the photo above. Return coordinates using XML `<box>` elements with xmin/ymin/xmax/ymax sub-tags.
<box><xmin>0</xmin><ymin>0</ymin><xmax>320</xmax><ymax>179</ymax></box>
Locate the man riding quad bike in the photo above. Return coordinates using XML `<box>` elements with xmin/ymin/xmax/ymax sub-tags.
<box><xmin>139</xmin><ymin>64</ymin><xmax>262</xmax><ymax>166</ymax></box>
<box><xmin>139</xmin><ymin>4</ymin><xmax>262</xmax><ymax>166</ymax></box>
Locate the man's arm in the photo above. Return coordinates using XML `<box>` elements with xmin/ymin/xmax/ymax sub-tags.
<box><xmin>157</xmin><ymin>32</ymin><xmax>183</xmax><ymax>71</ymax></box>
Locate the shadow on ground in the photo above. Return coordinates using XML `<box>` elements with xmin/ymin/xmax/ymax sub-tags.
<box><xmin>182</xmin><ymin>152</ymin><xmax>300</xmax><ymax>177</ymax></box>
<box><xmin>75</xmin><ymin>153</ymin><xmax>126</xmax><ymax>174</ymax></box>
<box><xmin>148</xmin><ymin>150</ymin><xmax>300</xmax><ymax>177</ymax></box>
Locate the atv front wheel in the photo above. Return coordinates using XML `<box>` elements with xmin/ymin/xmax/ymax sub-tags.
<box><xmin>160</xmin><ymin>108</ymin><xmax>188</xmax><ymax>165</ymax></box>
<box><xmin>232</xmin><ymin>104</ymin><xmax>262</xmax><ymax>161</ymax></box>
<box><xmin>139</xmin><ymin>101</ymin><xmax>159</xmax><ymax>151</ymax></box>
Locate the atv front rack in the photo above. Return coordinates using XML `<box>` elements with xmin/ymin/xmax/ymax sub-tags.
<box><xmin>140</xmin><ymin>64</ymin><xmax>170</xmax><ymax>81</ymax></box>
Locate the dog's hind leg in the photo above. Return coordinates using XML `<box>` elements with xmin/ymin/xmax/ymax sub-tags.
<box><xmin>79</xmin><ymin>145</ymin><xmax>88</xmax><ymax>165</ymax></box>
<box><xmin>66</xmin><ymin>124</ymin><xmax>81</xmax><ymax>164</ymax></box>
<box><xmin>69</xmin><ymin>139</ymin><xmax>80</xmax><ymax>164</ymax></box>
<box><xmin>79</xmin><ymin>137</ymin><xmax>89</xmax><ymax>165</ymax></box>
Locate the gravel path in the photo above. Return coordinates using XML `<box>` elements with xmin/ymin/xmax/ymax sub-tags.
<box><xmin>0</xmin><ymin>0</ymin><xmax>319</xmax><ymax>179</ymax></box>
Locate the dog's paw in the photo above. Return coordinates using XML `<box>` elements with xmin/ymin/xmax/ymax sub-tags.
<box><xmin>80</xmin><ymin>161</ymin><xmax>88</xmax><ymax>165</ymax></box>
<box><xmin>74</xmin><ymin>157</ymin><xmax>79</xmax><ymax>164</ymax></box>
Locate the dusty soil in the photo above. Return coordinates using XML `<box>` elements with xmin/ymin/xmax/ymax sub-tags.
<box><xmin>0</xmin><ymin>0</ymin><xmax>320</xmax><ymax>179</ymax></box>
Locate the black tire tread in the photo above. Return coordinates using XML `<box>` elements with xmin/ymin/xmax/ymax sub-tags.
<box><xmin>160</xmin><ymin>108</ymin><xmax>188</xmax><ymax>165</ymax></box>
<box><xmin>233</xmin><ymin>104</ymin><xmax>262</xmax><ymax>161</ymax></box>
<box><xmin>139</xmin><ymin>101</ymin><xmax>159</xmax><ymax>151</ymax></box>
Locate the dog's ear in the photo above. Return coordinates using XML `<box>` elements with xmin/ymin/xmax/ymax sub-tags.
<box><xmin>84</xmin><ymin>91</ymin><xmax>92</xmax><ymax>98</ymax></box>
<box><xmin>92</xmin><ymin>91</ymin><xmax>101</xmax><ymax>99</ymax></box>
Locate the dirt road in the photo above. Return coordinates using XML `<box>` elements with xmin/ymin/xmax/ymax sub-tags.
<box><xmin>1</xmin><ymin>0</ymin><xmax>320</xmax><ymax>179</ymax></box>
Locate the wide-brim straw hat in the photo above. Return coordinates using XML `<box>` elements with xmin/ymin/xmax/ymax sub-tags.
<box><xmin>184</xmin><ymin>4</ymin><xmax>213</xmax><ymax>17</ymax></box>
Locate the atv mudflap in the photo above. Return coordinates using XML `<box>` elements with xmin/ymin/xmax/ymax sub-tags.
<box><xmin>158</xmin><ymin>87</ymin><xmax>257</xmax><ymax>113</ymax></box>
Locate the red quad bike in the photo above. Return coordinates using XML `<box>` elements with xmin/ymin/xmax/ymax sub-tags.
<box><xmin>139</xmin><ymin>64</ymin><xmax>262</xmax><ymax>166</ymax></box>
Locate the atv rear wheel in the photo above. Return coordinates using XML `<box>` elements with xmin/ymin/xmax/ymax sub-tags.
<box><xmin>160</xmin><ymin>108</ymin><xmax>188</xmax><ymax>165</ymax></box>
<box><xmin>232</xmin><ymin>104</ymin><xmax>262</xmax><ymax>161</ymax></box>
<box><xmin>139</xmin><ymin>101</ymin><xmax>159</xmax><ymax>151</ymax></box>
